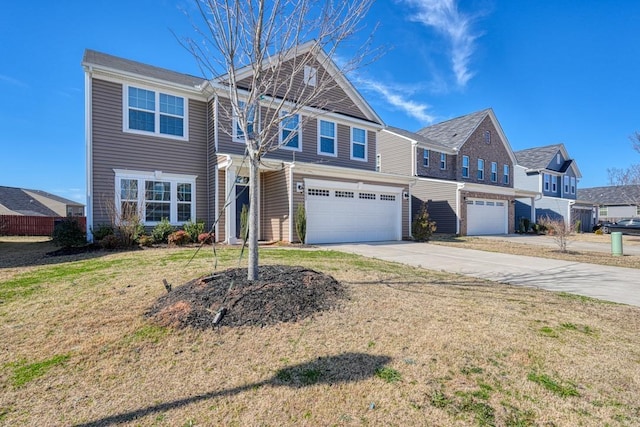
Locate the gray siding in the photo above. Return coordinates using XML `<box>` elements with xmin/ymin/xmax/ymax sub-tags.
<box><xmin>91</xmin><ymin>78</ymin><xmax>209</xmax><ymax>227</ymax></box>
<box><xmin>412</xmin><ymin>180</ymin><xmax>458</xmax><ymax>234</ymax></box>
<box><xmin>377</xmin><ymin>131</ymin><xmax>413</xmax><ymax>175</ymax></box>
<box><xmin>261</xmin><ymin>169</ymin><xmax>290</xmax><ymax>242</ymax></box>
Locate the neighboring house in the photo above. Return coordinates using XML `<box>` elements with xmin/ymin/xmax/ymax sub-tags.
<box><xmin>0</xmin><ymin>186</ymin><xmax>84</xmax><ymax>217</ymax></box>
<box><xmin>578</xmin><ymin>185</ymin><xmax>640</xmax><ymax>222</ymax></box>
<box><xmin>514</xmin><ymin>144</ymin><xmax>594</xmax><ymax>231</ymax></box>
<box><xmin>378</xmin><ymin>108</ymin><xmax>532</xmax><ymax>235</ymax></box>
<box><xmin>82</xmin><ymin>45</ymin><xmax>413</xmax><ymax>244</ymax></box>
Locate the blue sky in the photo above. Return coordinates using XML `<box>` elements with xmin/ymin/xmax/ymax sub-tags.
<box><xmin>1</xmin><ymin>0</ymin><xmax>639</xmax><ymax>204</ymax></box>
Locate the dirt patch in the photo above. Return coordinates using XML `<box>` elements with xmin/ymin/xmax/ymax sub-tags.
<box><xmin>146</xmin><ymin>265</ymin><xmax>347</xmax><ymax>329</ymax></box>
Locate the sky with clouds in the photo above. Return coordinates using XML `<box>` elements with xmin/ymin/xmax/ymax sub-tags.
<box><xmin>1</xmin><ymin>0</ymin><xmax>640</xmax><ymax>203</ymax></box>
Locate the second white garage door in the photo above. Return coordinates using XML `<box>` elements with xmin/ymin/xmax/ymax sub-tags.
<box><xmin>466</xmin><ymin>198</ymin><xmax>507</xmax><ymax>235</ymax></box>
<box><xmin>304</xmin><ymin>178</ymin><xmax>402</xmax><ymax>244</ymax></box>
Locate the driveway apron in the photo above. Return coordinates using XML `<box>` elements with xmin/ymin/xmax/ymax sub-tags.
<box><xmin>321</xmin><ymin>241</ymin><xmax>640</xmax><ymax>307</ymax></box>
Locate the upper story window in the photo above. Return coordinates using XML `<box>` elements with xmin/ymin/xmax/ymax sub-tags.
<box><xmin>280</xmin><ymin>112</ymin><xmax>301</xmax><ymax>151</ymax></box>
<box><xmin>125</xmin><ymin>86</ymin><xmax>186</xmax><ymax>139</ymax></box>
<box><xmin>477</xmin><ymin>159</ymin><xmax>484</xmax><ymax>180</ymax></box>
<box><xmin>551</xmin><ymin>175</ymin><xmax>558</xmax><ymax>192</ymax></box>
<box><xmin>318</xmin><ymin>119</ymin><xmax>336</xmax><ymax>156</ymax></box>
<box><xmin>556</xmin><ymin>153</ymin><xmax>561</xmax><ymax>165</ymax></box>
<box><xmin>462</xmin><ymin>155</ymin><xmax>469</xmax><ymax>178</ymax></box>
<box><xmin>491</xmin><ymin>162</ymin><xmax>498</xmax><ymax>182</ymax></box>
<box><xmin>544</xmin><ymin>173</ymin><xmax>550</xmax><ymax>191</ymax></box>
<box><xmin>423</xmin><ymin>149</ymin><xmax>429</xmax><ymax>167</ymax></box>
<box><xmin>303</xmin><ymin>65</ymin><xmax>317</xmax><ymax>86</ymax></box>
<box><xmin>484</xmin><ymin>131</ymin><xmax>491</xmax><ymax>144</ymax></box>
<box><xmin>636</xmin><ymin>205</ymin><xmax>640</xmax><ymax>216</ymax></box>
<box><xmin>564</xmin><ymin>176</ymin><xmax>570</xmax><ymax>193</ymax></box>
<box><xmin>440</xmin><ymin>153</ymin><xmax>446</xmax><ymax>170</ymax></box>
<box><xmin>570</xmin><ymin>177</ymin><xmax>576</xmax><ymax>194</ymax></box>
<box><xmin>233</xmin><ymin>101</ymin><xmax>256</xmax><ymax>142</ymax></box>
<box><xmin>351</xmin><ymin>127</ymin><xmax>367</xmax><ymax>161</ymax></box>
<box><xmin>503</xmin><ymin>164</ymin><xmax>509</xmax><ymax>184</ymax></box>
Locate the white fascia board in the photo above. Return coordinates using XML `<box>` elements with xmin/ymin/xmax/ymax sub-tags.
<box><xmin>292</xmin><ymin>162</ymin><xmax>415</xmax><ymax>186</ymax></box>
<box><xmin>113</xmin><ymin>169</ymin><xmax>198</xmax><ymax>181</ymax></box>
<box><xmin>381</xmin><ymin>129</ymin><xmax>456</xmax><ymax>155</ymax></box>
<box><xmin>82</xmin><ymin>63</ymin><xmax>208</xmax><ymax>100</ymax></box>
<box><xmin>463</xmin><ymin>182</ymin><xmax>518</xmax><ymax>197</ymax></box>
<box><xmin>304</xmin><ymin>178</ymin><xmax>403</xmax><ymax>194</ymax></box>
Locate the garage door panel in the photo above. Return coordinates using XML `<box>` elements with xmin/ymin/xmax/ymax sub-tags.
<box><xmin>467</xmin><ymin>199</ymin><xmax>507</xmax><ymax>235</ymax></box>
<box><xmin>305</xmin><ymin>183</ymin><xmax>401</xmax><ymax>244</ymax></box>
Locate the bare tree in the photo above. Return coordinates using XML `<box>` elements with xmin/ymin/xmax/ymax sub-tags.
<box><xmin>181</xmin><ymin>0</ymin><xmax>377</xmax><ymax>280</ymax></box>
<box><xmin>608</xmin><ymin>132</ymin><xmax>640</xmax><ymax>185</ymax></box>
<box><xmin>539</xmin><ymin>216</ymin><xmax>575</xmax><ymax>253</ymax></box>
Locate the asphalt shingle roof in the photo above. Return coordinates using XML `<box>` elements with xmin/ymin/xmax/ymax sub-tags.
<box><xmin>415</xmin><ymin>109</ymin><xmax>491</xmax><ymax>151</ymax></box>
<box><xmin>513</xmin><ymin>144</ymin><xmax>565</xmax><ymax>170</ymax></box>
<box><xmin>0</xmin><ymin>186</ymin><xmax>59</xmax><ymax>216</ymax></box>
<box><xmin>577</xmin><ymin>185</ymin><xmax>640</xmax><ymax>205</ymax></box>
<box><xmin>384</xmin><ymin>126</ymin><xmax>454</xmax><ymax>152</ymax></box>
<box><xmin>83</xmin><ymin>50</ymin><xmax>207</xmax><ymax>89</ymax></box>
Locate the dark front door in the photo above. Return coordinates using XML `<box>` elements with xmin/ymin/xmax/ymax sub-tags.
<box><xmin>235</xmin><ymin>184</ymin><xmax>249</xmax><ymax>239</ymax></box>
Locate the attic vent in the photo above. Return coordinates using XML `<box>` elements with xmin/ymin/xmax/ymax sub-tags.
<box><xmin>303</xmin><ymin>65</ymin><xmax>317</xmax><ymax>86</ymax></box>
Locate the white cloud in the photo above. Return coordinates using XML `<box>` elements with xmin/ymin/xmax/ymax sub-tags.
<box><xmin>401</xmin><ymin>0</ymin><xmax>479</xmax><ymax>87</ymax></box>
<box><xmin>356</xmin><ymin>77</ymin><xmax>436</xmax><ymax>124</ymax></box>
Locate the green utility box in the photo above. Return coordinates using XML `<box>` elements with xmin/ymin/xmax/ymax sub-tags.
<box><xmin>611</xmin><ymin>232</ymin><xmax>623</xmax><ymax>256</ymax></box>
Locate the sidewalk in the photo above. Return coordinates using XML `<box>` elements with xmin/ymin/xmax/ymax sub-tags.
<box><xmin>322</xmin><ymin>241</ymin><xmax>640</xmax><ymax>307</ymax></box>
<box><xmin>474</xmin><ymin>234</ymin><xmax>640</xmax><ymax>256</ymax></box>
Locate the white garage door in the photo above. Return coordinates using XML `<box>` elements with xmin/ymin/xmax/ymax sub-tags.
<box><xmin>466</xmin><ymin>199</ymin><xmax>507</xmax><ymax>235</ymax></box>
<box><xmin>304</xmin><ymin>178</ymin><xmax>402</xmax><ymax>244</ymax></box>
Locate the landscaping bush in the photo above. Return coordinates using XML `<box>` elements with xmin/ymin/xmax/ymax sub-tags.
<box><xmin>99</xmin><ymin>234</ymin><xmax>121</xmax><ymax>250</ymax></box>
<box><xmin>168</xmin><ymin>230</ymin><xmax>189</xmax><ymax>246</ymax></box>
<box><xmin>51</xmin><ymin>218</ymin><xmax>86</xmax><ymax>248</ymax></box>
<box><xmin>295</xmin><ymin>204</ymin><xmax>306</xmax><ymax>243</ymax></box>
<box><xmin>412</xmin><ymin>203</ymin><xmax>437</xmax><ymax>242</ymax></box>
<box><xmin>240</xmin><ymin>204</ymin><xmax>249</xmax><ymax>240</ymax></box>
<box><xmin>91</xmin><ymin>223</ymin><xmax>114</xmax><ymax>241</ymax></box>
<box><xmin>198</xmin><ymin>232</ymin><xmax>214</xmax><ymax>244</ymax></box>
<box><xmin>138</xmin><ymin>235</ymin><xmax>154</xmax><ymax>247</ymax></box>
<box><xmin>183</xmin><ymin>220</ymin><xmax>205</xmax><ymax>243</ymax></box>
<box><xmin>151</xmin><ymin>218</ymin><xmax>175</xmax><ymax>243</ymax></box>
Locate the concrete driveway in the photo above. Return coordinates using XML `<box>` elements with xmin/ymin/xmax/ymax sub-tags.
<box><xmin>475</xmin><ymin>234</ymin><xmax>640</xmax><ymax>256</ymax></box>
<box><xmin>321</xmin><ymin>241</ymin><xmax>640</xmax><ymax>307</ymax></box>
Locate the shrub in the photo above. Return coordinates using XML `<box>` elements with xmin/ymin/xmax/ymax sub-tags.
<box><xmin>51</xmin><ymin>218</ymin><xmax>86</xmax><ymax>248</ymax></box>
<box><xmin>198</xmin><ymin>232</ymin><xmax>213</xmax><ymax>244</ymax></box>
<box><xmin>151</xmin><ymin>218</ymin><xmax>175</xmax><ymax>243</ymax></box>
<box><xmin>138</xmin><ymin>235</ymin><xmax>154</xmax><ymax>247</ymax></box>
<box><xmin>240</xmin><ymin>204</ymin><xmax>249</xmax><ymax>240</ymax></box>
<box><xmin>168</xmin><ymin>230</ymin><xmax>189</xmax><ymax>246</ymax></box>
<box><xmin>183</xmin><ymin>220</ymin><xmax>205</xmax><ymax>243</ymax></box>
<box><xmin>99</xmin><ymin>234</ymin><xmax>121</xmax><ymax>250</ymax></box>
<box><xmin>295</xmin><ymin>204</ymin><xmax>306</xmax><ymax>243</ymax></box>
<box><xmin>91</xmin><ymin>223</ymin><xmax>114</xmax><ymax>241</ymax></box>
<box><xmin>412</xmin><ymin>203</ymin><xmax>437</xmax><ymax>242</ymax></box>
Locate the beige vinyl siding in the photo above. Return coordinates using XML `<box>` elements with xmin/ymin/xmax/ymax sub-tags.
<box><xmin>261</xmin><ymin>169</ymin><xmax>290</xmax><ymax>242</ymax></box>
<box><xmin>236</xmin><ymin>56</ymin><xmax>369</xmax><ymax>121</ymax></box>
<box><xmin>377</xmin><ymin>131</ymin><xmax>414</xmax><ymax>175</ymax></box>
<box><xmin>91</xmin><ymin>78</ymin><xmax>209</xmax><ymax>227</ymax></box>
<box><xmin>412</xmin><ymin>179</ymin><xmax>458</xmax><ymax>234</ymax></box>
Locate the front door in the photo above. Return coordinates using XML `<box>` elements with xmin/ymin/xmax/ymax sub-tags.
<box><xmin>235</xmin><ymin>184</ymin><xmax>250</xmax><ymax>239</ymax></box>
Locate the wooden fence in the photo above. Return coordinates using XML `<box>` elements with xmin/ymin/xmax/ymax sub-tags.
<box><xmin>0</xmin><ymin>215</ymin><xmax>86</xmax><ymax>236</ymax></box>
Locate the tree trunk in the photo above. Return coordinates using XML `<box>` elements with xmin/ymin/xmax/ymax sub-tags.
<box><xmin>247</xmin><ymin>155</ymin><xmax>260</xmax><ymax>280</ymax></box>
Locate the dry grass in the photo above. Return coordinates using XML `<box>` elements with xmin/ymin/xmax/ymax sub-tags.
<box><xmin>431</xmin><ymin>234</ymin><xmax>640</xmax><ymax>269</ymax></box>
<box><xmin>1</xmin><ymin>240</ymin><xmax>639</xmax><ymax>426</ymax></box>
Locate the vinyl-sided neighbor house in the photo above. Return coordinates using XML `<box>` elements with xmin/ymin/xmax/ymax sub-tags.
<box><xmin>578</xmin><ymin>185</ymin><xmax>640</xmax><ymax>223</ymax></box>
<box><xmin>514</xmin><ymin>144</ymin><xmax>594</xmax><ymax>231</ymax></box>
<box><xmin>378</xmin><ymin>109</ymin><xmax>535</xmax><ymax>235</ymax></box>
<box><xmin>83</xmin><ymin>45</ymin><xmax>414</xmax><ymax>244</ymax></box>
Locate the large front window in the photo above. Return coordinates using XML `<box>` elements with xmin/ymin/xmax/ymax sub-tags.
<box><xmin>318</xmin><ymin>119</ymin><xmax>336</xmax><ymax>156</ymax></box>
<box><xmin>115</xmin><ymin>171</ymin><xmax>196</xmax><ymax>225</ymax></box>
<box><xmin>351</xmin><ymin>127</ymin><xmax>367</xmax><ymax>161</ymax></box>
<box><xmin>126</xmin><ymin>86</ymin><xmax>186</xmax><ymax>139</ymax></box>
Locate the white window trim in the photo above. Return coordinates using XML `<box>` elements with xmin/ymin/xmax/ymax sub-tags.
<box><xmin>544</xmin><ymin>174</ymin><xmax>550</xmax><ymax>191</ymax></box>
<box><xmin>491</xmin><ymin>162</ymin><xmax>498</xmax><ymax>182</ymax></box>
<box><xmin>570</xmin><ymin>176</ymin><xmax>576</xmax><ymax>194</ymax></box>
<box><xmin>440</xmin><ymin>153</ymin><xmax>446</xmax><ymax>170</ymax></box>
<box><xmin>350</xmin><ymin>127</ymin><xmax>368</xmax><ymax>162</ymax></box>
<box><xmin>317</xmin><ymin>118</ymin><xmax>337</xmax><ymax>157</ymax></box>
<box><xmin>423</xmin><ymin>149</ymin><xmax>429</xmax><ymax>167</ymax></box>
<box><xmin>564</xmin><ymin>176</ymin><xmax>570</xmax><ymax>193</ymax></box>
<box><xmin>552</xmin><ymin>175</ymin><xmax>558</xmax><ymax>192</ymax></box>
<box><xmin>279</xmin><ymin>111</ymin><xmax>302</xmax><ymax>152</ymax></box>
<box><xmin>304</xmin><ymin>65</ymin><xmax>317</xmax><ymax>86</ymax></box>
<box><xmin>477</xmin><ymin>158</ymin><xmax>484</xmax><ymax>180</ymax></box>
<box><xmin>123</xmin><ymin>84</ymin><xmax>188</xmax><ymax>141</ymax></box>
<box><xmin>503</xmin><ymin>164</ymin><xmax>509</xmax><ymax>184</ymax></box>
<box><xmin>462</xmin><ymin>155</ymin><xmax>469</xmax><ymax>178</ymax></box>
<box><xmin>114</xmin><ymin>169</ymin><xmax>196</xmax><ymax>226</ymax></box>
<box><xmin>232</xmin><ymin>100</ymin><xmax>258</xmax><ymax>143</ymax></box>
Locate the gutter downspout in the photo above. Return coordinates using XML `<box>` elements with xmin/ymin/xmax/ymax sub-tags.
<box><xmin>221</xmin><ymin>155</ymin><xmax>233</xmax><ymax>244</ymax></box>
<box><xmin>288</xmin><ymin>162</ymin><xmax>295</xmax><ymax>243</ymax></box>
<box><xmin>213</xmin><ymin>94</ymin><xmax>220</xmax><ymax>241</ymax></box>
<box><xmin>456</xmin><ymin>182</ymin><xmax>465</xmax><ymax>235</ymax></box>
<box><xmin>84</xmin><ymin>66</ymin><xmax>93</xmax><ymax>242</ymax></box>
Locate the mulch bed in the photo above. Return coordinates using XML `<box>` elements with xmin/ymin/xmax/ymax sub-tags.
<box><xmin>146</xmin><ymin>265</ymin><xmax>347</xmax><ymax>329</ymax></box>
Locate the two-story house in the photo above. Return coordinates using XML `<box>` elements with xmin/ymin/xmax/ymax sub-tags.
<box><xmin>378</xmin><ymin>108</ymin><xmax>528</xmax><ymax>235</ymax></box>
<box><xmin>514</xmin><ymin>144</ymin><xmax>593</xmax><ymax>231</ymax></box>
<box><xmin>82</xmin><ymin>44</ymin><xmax>413</xmax><ymax>244</ymax></box>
